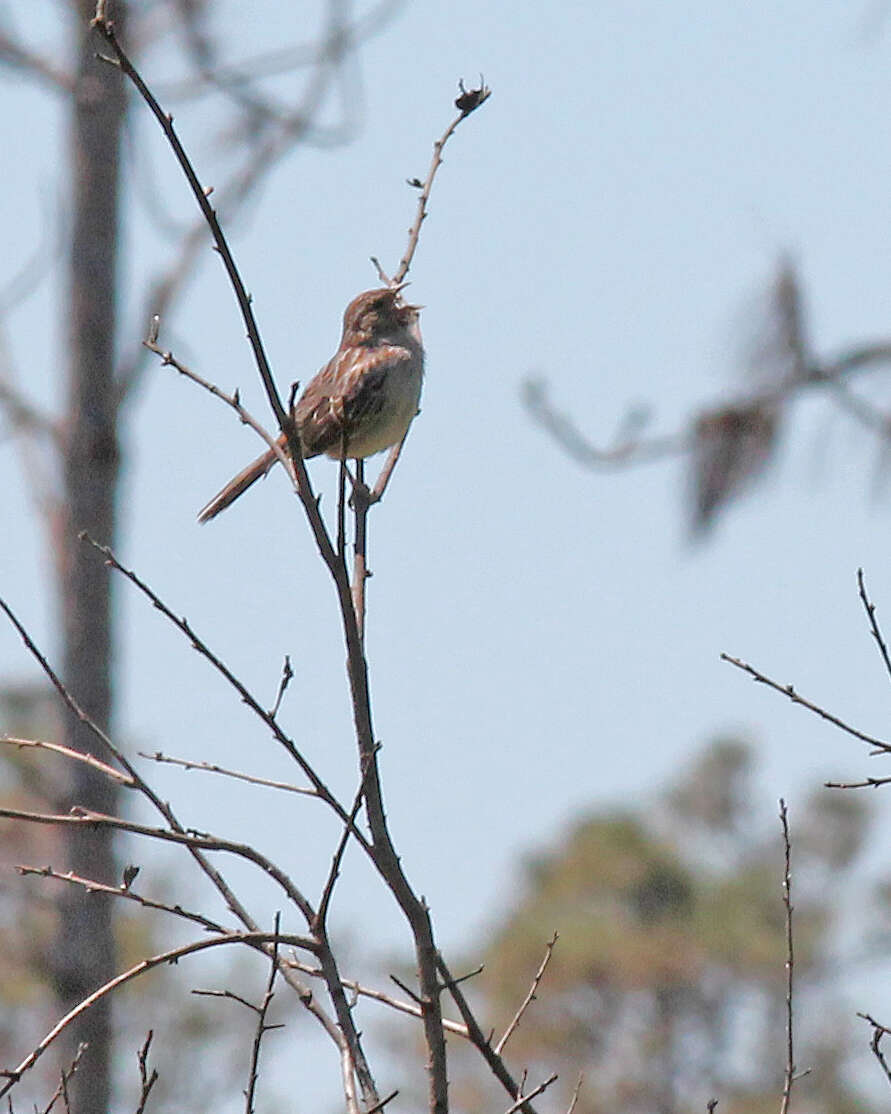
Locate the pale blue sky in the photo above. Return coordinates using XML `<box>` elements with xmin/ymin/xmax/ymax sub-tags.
<box><xmin>2</xmin><ymin>0</ymin><xmax>891</xmax><ymax>1107</ymax></box>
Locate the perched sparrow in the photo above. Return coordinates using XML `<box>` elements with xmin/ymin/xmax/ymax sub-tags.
<box><xmin>197</xmin><ymin>287</ymin><xmax>424</xmax><ymax>523</ymax></box>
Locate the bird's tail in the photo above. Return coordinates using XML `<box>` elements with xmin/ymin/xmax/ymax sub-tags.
<box><xmin>197</xmin><ymin>447</ymin><xmax>278</xmax><ymax>523</ymax></box>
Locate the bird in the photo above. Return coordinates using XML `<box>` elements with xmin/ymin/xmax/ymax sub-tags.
<box><xmin>197</xmin><ymin>286</ymin><xmax>424</xmax><ymax>523</ymax></box>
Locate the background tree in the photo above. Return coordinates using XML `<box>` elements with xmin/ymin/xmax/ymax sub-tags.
<box><xmin>445</xmin><ymin>739</ymin><xmax>887</xmax><ymax>1114</ymax></box>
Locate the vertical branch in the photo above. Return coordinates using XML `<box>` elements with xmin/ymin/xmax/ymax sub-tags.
<box><xmin>779</xmin><ymin>799</ymin><xmax>795</xmax><ymax>1114</ymax></box>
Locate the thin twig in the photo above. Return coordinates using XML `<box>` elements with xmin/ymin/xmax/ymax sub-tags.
<box><xmin>495</xmin><ymin>931</ymin><xmax>558</xmax><ymax>1055</ymax></box>
<box><xmin>565</xmin><ymin>1074</ymin><xmax>584</xmax><ymax>1114</ymax></box>
<box><xmin>1</xmin><ymin>804</ymin><xmax>319</xmax><ymax>924</ymax></box>
<box><xmin>858</xmin><ymin>1013</ymin><xmax>891</xmax><ymax>1086</ymax></box>
<box><xmin>779</xmin><ymin>799</ymin><xmax>795</xmax><ymax>1114</ymax></box>
<box><xmin>244</xmin><ymin>913</ymin><xmax>281</xmax><ymax>1114</ymax></box>
<box><xmin>143</xmin><ymin>331</ymin><xmax>293</xmax><ymax>479</ymax></box>
<box><xmin>0</xmin><ymin>931</ymin><xmax>308</xmax><ymax>1100</ymax></box>
<box><xmin>825</xmin><ymin>775</ymin><xmax>891</xmax><ymax>789</ymax></box>
<box><xmin>269</xmin><ymin>655</ymin><xmax>294</xmax><ymax>718</ymax></box>
<box><xmin>138</xmin><ymin>750</ymin><xmax>315</xmax><ymax>797</ymax></box>
<box><xmin>0</xmin><ymin>736</ymin><xmax>134</xmax><ymax>786</ymax></box>
<box><xmin>363</xmin><ymin>1090</ymin><xmax>400</xmax><ymax>1114</ymax></box>
<box><xmin>93</xmin><ymin>18</ymin><xmax>287</xmax><ymax>433</ymax></box>
<box><xmin>282</xmin><ymin>957</ymin><xmax>468</xmax><ymax>1035</ymax></box>
<box><xmin>720</xmin><ymin>653</ymin><xmax>891</xmax><ymax>753</ymax></box>
<box><xmin>391</xmin><ymin>78</ymin><xmax>491</xmax><ymax>285</ymax></box>
<box><xmin>16</xmin><ymin>864</ymin><xmax>229</xmax><ymax>935</ymax></box>
<box><xmin>0</xmin><ymin>595</ymin><xmax>345</xmax><ymax>1059</ymax></box>
<box><xmin>316</xmin><ymin>762</ymin><xmax>374</xmax><ymax>929</ymax></box>
<box><xmin>857</xmin><ymin>568</ymin><xmax>891</xmax><ymax>683</ymax></box>
<box><xmin>82</xmin><ymin>536</ymin><xmax>367</xmax><ymax>847</ymax></box>
<box><xmin>38</xmin><ymin>1043</ymin><xmax>87</xmax><ymax>1114</ymax></box>
<box><xmin>500</xmin><ymin>1073</ymin><xmax>559</xmax><ymax>1114</ymax></box>
<box><xmin>436</xmin><ymin>954</ymin><xmax>542</xmax><ymax>1114</ymax></box>
<box><xmin>134</xmin><ymin>1032</ymin><xmax>159</xmax><ymax>1114</ymax></box>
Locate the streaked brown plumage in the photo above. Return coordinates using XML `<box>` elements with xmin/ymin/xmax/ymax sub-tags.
<box><xmin>197</xmin><ymin>288</ymin><xmax>424</xmax><ymax>523</ymax></box>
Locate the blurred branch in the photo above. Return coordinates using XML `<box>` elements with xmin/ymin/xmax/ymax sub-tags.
<box><xmin>0</xmin><ymin>30</ymin><xmax>74</xmax><ymax>93</ymax></box>
<box><xmin>157</xmin><ymin>0</ymin><xmax>403</xmax><ymax>103</ymax></box>
<box><xmin>115</xmin><ymin>0</ymin><xmax>371</xmax><ymax>403</ymax></box>
<box><xmin>525</xmin><ymin>259</ymin><xmax>891</xmax><ymax>532</ymax></box>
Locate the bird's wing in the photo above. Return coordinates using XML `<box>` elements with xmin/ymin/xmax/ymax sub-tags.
<box><xmin>295</xmin><ymin>344</ymin><xmax>413</xmax><ymax>457</ymax></box>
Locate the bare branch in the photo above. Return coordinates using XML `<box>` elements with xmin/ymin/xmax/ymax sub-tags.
<box><xmin>391</xmin><ymin>78</ymin><xmax>491</xmax><ymax>285</ymax></box>
<box><xmin>244</xmin><ymin>914</ymin><xmax>281</xmax><ymax>1114</ymax></box>
<box><xmin>283</xmin><ymin>957</ymin><xmax>468</xmax><ymax>1036</ymax></box>
<box><xmin>38</xmin><ymin>1043</ymin><xmax>87</xmax><ymax>1114</ymax></box>
<box><xmin>495</xmin><ymin>931</ymin><xmax>558</xmax><ymax>1055</ymax></box>
<box><xmin>0</xmin><ymin>931</ymin><xmax>309</xmax><ymax>1100</ymax></box>
<box><xmin>142</xmin><ymin>332</ymin><xmax>293</xmax><ymax>477</ymax></box>
<box><xmin>0</xmin><ymin>736</ymin><xmax>135</xmax><ymax>786</ymax></box>
<box><xmin>720</xmin><ymin>653</ymin><xmax>891</xmax><ymax>753</ymax></box>
<box><xmin>16</xmin><ymin>863</ymin><xmax>229</xmax><ymax>935</ymax></box>
<box><xmin>138</xmin><ymin>750</ymin><xmax>316</xmax><ymax>797</ymax></box>
<box><xmin>500</xmin><ymin>1073</ymin><xmax>559</xmax><ymax>1114</ymax></box>
<box><xmin>80</xmin><ymin>535</ymin><xmax>366</xmax><ymax>845</ymax></box>
<box><xmin>565</xmin><ymin>1074</ymin><xmax>583</xmax><ymax>1114</ymax></box>
<box><xmin>1</xmin><ymin>804</ymin><xmax>319</xmax><ymax>924</ymax></box>
<box><xmin>779</xmin><ymin>799</ymin><xmax>795</xmax><ymax>1114</ymax></box>
<box><xmin>857</xmin><ymin>568</ymin><xmax>891</xmax><ymax>684</ymax></box>
<box><xmin>436</xmin><ymin>953</ymin><xmax>542</xmax><ymax>1114</ymax></box>
<box><xmin>825</xmin><ymin>775</ymin><xmax>891</xmax><ymax>789</ymax></box>
<box><xmin>858</xmin><ymin>1013</ymin><xmax>891</xmax><ymax>1087</ymax></box>
<box><xmin>134</xmin><ymin>1032</ymin><xmax>159</xmax><ymax>1114</ymax></box>
<box><xmin>92</xmin><ymin>20</ymin><xmax>289</xmax><ymax>438</ymax></box>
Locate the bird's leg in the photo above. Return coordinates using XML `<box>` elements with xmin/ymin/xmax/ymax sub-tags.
<box><xmin>336</xmin><ymin>431</ymin><xmax>348</xmax><ymax>561</ymax></box>
<box><xmin>351</xmin><ymin>459</ymin><xmax>371</xmax><ymax>643</ymax></box>
<box><xmin>369</xmin><ymin>434</ymin><xmax>409</xmax><ymax>505</ymax></box>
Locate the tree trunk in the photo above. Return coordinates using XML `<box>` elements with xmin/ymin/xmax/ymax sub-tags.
<box><xmin>53</xmin><ymin>5</ymin><xmax>127</xmax><ymax>1110</ymax></box>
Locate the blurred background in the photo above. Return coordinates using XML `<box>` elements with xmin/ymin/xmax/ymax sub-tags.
<box><xmin>2</xmin><ymin>1</ymin><xmax>891</xmax><ymax>1111</ymax></box>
